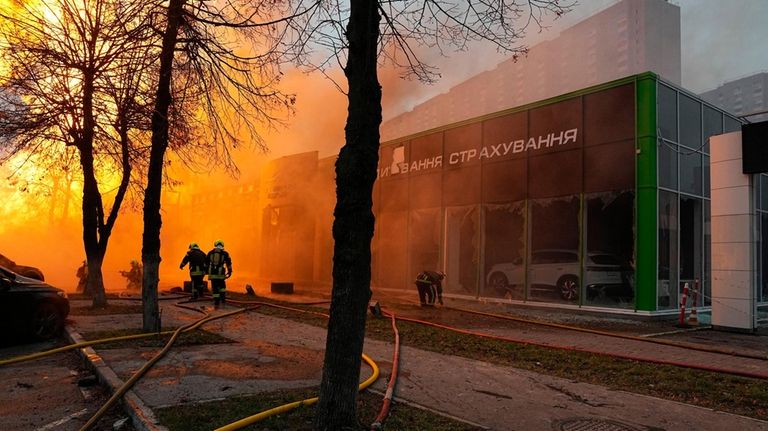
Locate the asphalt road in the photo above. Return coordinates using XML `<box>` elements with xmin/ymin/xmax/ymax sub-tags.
<box><xmin>0</xmin><ymin>336</ymin><xmax>134</xmax><ymax>431</ymax></box>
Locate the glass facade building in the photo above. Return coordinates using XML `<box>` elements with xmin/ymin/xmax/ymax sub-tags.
<box><xmin>371</xmin><ymin>72</ymin><xmax>752</xmax><ymax>313</ymax></box>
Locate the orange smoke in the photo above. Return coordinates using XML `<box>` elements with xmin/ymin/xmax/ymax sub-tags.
<box><xmin>0</xmin><ymin>65</ymin><xmax>353</xmax><ymax>293</ymax></box>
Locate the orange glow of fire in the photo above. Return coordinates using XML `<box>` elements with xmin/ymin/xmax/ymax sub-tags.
<box><xmin>0</xmin><ymin>1</ymin><xmax>356</xmax><ymax>294</ymax></box>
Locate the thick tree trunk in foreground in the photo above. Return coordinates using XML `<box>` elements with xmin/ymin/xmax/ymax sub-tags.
<box><xmin>79</xmin><ymin>72</ymin><xmax>107</xmax><ymax>308</ymax></box>
<box><xmin>142</xmin><ymin>0</ymin><xmax>186</xmax><ymax>332</ymax></box>
<box><xmin>315</xmin><ymin>1</ymin><xmax>381</xmax><ymax>429</ymax></box>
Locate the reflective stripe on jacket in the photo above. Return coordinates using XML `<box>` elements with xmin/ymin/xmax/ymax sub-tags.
<box><xmin>181</xmin><ymin>249</ymin><xmax>207</xmax><ymax>276</ymax></box>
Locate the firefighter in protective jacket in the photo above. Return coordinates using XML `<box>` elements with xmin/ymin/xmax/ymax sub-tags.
<box><xmin>120</xmin><ymin>260</ymin><xmax>142</xmax><ymax>291</ymax></box>
<box><xmin>414</xmin><ymin>270</ymin><xmax>445</xmax><ymax>307</ymax></box>
<box><xmin>207</xmin><ymin>240</ymin><xmax>232</xmax><ymax>307</ymax></box>
<box><xmin>180</xmin><ymin>242</ymin><xmax>207</xmax><ymax>300</ymax></box>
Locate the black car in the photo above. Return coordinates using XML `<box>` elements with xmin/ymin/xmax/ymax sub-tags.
<box><xmin>0</xmin><ymin>265</ymin><xmax>70</xmax><ymax>341</ymax></box>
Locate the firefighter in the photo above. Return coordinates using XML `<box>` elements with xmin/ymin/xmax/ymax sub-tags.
<box><xmin>414</xmin><ymin>270</ymin><xmax>445</xmax><ymax>307</ymax></box>
<box><xmin>180</xmin><ymin>242</ymin><xmax>207</xmax><ymax>300</ymax></box>
<box><xmin>76</xmin><ymin>260</ymin><xmax>88</xmax><ymax>293</ymax></box>
<box><xmin>206</xmin><ymin>240</ymin><xmax>232</xmax><ymax>308</ymax></box>
<box><xmin>119</xmin><ymin>260</ymin><xmax>142</xmax><ymax>291</ymax></box>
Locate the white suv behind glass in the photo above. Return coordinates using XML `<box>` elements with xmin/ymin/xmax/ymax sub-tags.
<box><xmin>486</xmin><ymin>250</ymin><xmax>630</xmax><ymax>301</ymax></box>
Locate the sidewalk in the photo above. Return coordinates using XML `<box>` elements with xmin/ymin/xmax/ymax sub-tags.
<box><xmin>67</xmin><ymin>295</ymin><xmax>768</xmax><ymax>431</ymax></box>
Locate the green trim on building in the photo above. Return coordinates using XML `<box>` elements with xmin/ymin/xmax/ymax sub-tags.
<box><xmin>635</xmin><ymin>74</ymin><xmax>658</xmax><ymax>311</ymax></box>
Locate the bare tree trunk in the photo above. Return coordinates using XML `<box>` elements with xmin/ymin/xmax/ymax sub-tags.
<box><xmin>80</xmin><ymin>71</ymin><xmax>107</xmax><ymax>308</ymax></box>
<box><xmin>142</xmin><ymin>0</ymin><xmax>186</xmax><ymax>332</ymax></box>
<box><xmin>315</xmin><ymin>1</ymin><xmax>381</xmax><ymax>429</ymax></box>
<box><xmin>61</xmin><ymin>173</ymin><xmax>72</xmax><ymax>227</ymax></box>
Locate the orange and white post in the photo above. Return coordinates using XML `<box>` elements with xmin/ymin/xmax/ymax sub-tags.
<box><xmin>678</xmin><ymin>282</ymin><xmax>689</xmax><ymax>327</ymax></box>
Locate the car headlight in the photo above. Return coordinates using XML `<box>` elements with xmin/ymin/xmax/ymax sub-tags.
<box><xmin>57</xmin><ymin>291</ymin><xmax>68</xmax><ymax>299</ymax></box>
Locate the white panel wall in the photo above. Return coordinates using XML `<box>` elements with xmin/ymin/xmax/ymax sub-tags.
<box><xmin>709</xmin><ymin>132</ymin><xmax>756</xmax><ymax>331</ymax></box>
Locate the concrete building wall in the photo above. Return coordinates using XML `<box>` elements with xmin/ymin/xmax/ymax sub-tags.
<box><xmin>381</xmin><ymin>0</ymin><xmax>682</xmax><ymax>142</ymax></box>
<box><xmin>710</xmin><ymin>132</ymin><xmax>757</xmax><ymax>331</ymax></box>
<box><xmin>700</xmin><ymin>72</ymin><xmax>768</xmax><ymax>123</ymax></box>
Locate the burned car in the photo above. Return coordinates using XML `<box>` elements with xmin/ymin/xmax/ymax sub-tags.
<box><xmin>0</xmin><ymin>265</ymin><xmax>69</xmax><ymax>341</ymax></box>
<box><xmin>0</xmin><ymin>253</ymin><xmax>45</xmax><ymax>281</ymax></box>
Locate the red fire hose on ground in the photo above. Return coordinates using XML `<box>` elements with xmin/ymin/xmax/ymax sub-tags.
<box><xmin>371</xmin><ymin>311</ymin><xmax>400</xmax><ymax>430</ymax></box>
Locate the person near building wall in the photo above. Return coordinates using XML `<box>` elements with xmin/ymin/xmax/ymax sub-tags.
<box><xmin>414</xmin><ymin>270</ymin><xmax>445</xmax><ymax>307</ymax></box>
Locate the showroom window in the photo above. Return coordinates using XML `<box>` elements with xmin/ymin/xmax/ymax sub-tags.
<box><xmin>758</xmin><ymin>175</ymin><xmax>768</xmax><ymax>304</ymax></box>
<box><xmin>657</xmin><ymin>81</ymin><xmax>741</xmax><ymax>311</ymax></box>
<box><xmin>658</xmin><ymin>190</ymin><xmax>678</xmax><ymax>310</ymax></box>
<box><xmin>482</xmin><ymin>202</ymin><xmax>526</xmax><ymax>300</ymax></box>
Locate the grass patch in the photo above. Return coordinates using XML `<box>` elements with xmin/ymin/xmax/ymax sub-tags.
<box><xmin>81</xmin><ymin>327</ymin><xmax>234</xmax><ymax>349</ymax></box>
<box><xmin>69</xmin><ymin>304</ymin><xmax>144</xmax><ymax>315</ymax></box>
<box><xmin>234</xmin><ymin>295</ymin><xmax>768</xmax><ymax>421</ymax></box>
<box><xmin>157</xmin><ymin>388</ymin><xmax>481</xmax><ymax>431</ymax></box>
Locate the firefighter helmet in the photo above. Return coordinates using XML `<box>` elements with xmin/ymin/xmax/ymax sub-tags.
<box><xmin>189</xmin><ymin>242</ymin><xmax>199</xmax><ymax>250</ymax></box>
<box><xmin>214</xmin><ymin>240</ymin><xmax>224</xmax><ymax>248</ymax></box>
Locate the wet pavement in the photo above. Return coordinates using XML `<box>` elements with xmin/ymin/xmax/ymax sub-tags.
<box><xmin>60</xmin><ymin>288</ymin><xmax>768</xmax><ymax>431</ymax></box>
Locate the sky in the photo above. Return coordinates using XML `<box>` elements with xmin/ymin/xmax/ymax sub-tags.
<box><xmin>251</xmin><ymin>0</ymin><xmax>768</xmax><ymax>162</ymax></box>
<box><xmin>379</xmin><ymin>0</ymin><xmax>768</xmax><ymax>119</ymax></box>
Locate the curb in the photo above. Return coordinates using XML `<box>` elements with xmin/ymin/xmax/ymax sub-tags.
<box><xmin>65</xmin><ymin>325</ymin><xmax>169</xmax><ymax>431</ymax></box>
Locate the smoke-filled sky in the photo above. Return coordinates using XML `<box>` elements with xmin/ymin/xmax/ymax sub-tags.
<box><xmin>1</xmin><ymin>0</ymin><xmax>766</xmax><ymax>292</ymax></box>
<box><xmin>262</xmin><ymin>0</ymin><xmax>768</xmax><ymax>160</ymax></box>
<box><xmin>378</xmin><ymin>0</ymin><xmax>768</xmax><ymax>117</ymax></box>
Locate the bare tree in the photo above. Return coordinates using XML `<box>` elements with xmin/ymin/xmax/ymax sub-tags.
<box><xmin>140</xmin><ymin>0</ymin><xmax>293</xmax><ymax>331</ymax></box>
<box><xmin>0</xmin><ymin>0</ymin><xmax>153</xmax><ymax>307</ymax></box>
<box><xmin>222</xmin><ymin>1</ymin><xmax>573</xmax><ymax>428</ymax></box>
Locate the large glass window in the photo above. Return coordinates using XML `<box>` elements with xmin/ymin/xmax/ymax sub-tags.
<box><xmin>409</xmin><ymin>209</ymin><xmax>442</xmax><ymax>279</ymax></box>
<box><xmin>443</xmin><ymin>165</ymin><xmax>481</xmax><ymax>206</ymax></box>
<box><xmin>584</xmin><ymin>191</ymin><xmax>635</xmax><ymax>308</ymax></box>
<box><xmin>410</xmin><ymin>173</ymin><xmax>442</xmax><ymax>209</ymax></box>
<box><xmin>380</xmin><ymin>177</ymin><xmax>409</xmax><ymax>212</ymax></box>
<box><xmin>703</xmin><ymin>155</ymin><xmax>710</xmax><ymax>198</ymax></box>
<box><xmin>761</xmin><ymin>176</ymin><xmax>768</xmax><ymax>304</ymax></box>
<box><xmin>528</xmin><ymin>195</ymin><xmax>580</xmax><ymax>304</ymax></box>
<box><xmin>481</xmin><ymin>111</ymin><xmax>528</xmax><ymax>164</ymax></box>
<box><xmin>655</xmin><ymin>84</ymin><xmax>722</xmax><ymax>313</ymax></box>
<box><xmin>703</xmin><ymin>106</ymin><xmax>723</xmax><ymax>154</ymax></box>
<box><xmin>679</xmin><ymin>94</ymin><xmax>702</xmax><ymax>150</ymax></box>
<box><xmin>444</xmin><ymin>206</ymin><xmax>480</xmax><ymax>297</ymax></box>
<box><xmin>658</xmin><ymin>84</ymin><xmax>678</xmax><ymax>142</ymax></box>
<box><xmin>762</xmin><ymin>212</ymin><xmax>768</xmax><ymax>303</ymax></box>
<box><xmin>704</xmin><ymin>203</ymin><xmax>711</xmax><ymax>306</ymax></box>
<box><xmin>679</xmin><ymin>150</ymin><xmax>702</xmax><ymax>195</ymax></box>
<box><xmin>483</xmin><ymin>202</ymin><xmax>525</xmax><ymax>300</ymax></box>
<box><xmin>482</xmin><ymin>159</ymin><xmax>526</xmax><ymax>203</ymax></box>
<box><xmin>658</xmin><ymin>191</ymin><xmax>678</xmax><ymax>309</ymax></box>
<box><xmin>658</xmin><ymin>142</ymin><xmax>678</xmax><ymax>190</ymax></box>
<box><xmin>584</xmin><ymin>140</ymin><xmax>635</xmax><ymax>192</ymax></box>
<box><xmin>680</xmin><ymin>196</ymin><xmax>703</xmax><ymax>306</ymax></box>
<box><xmin>528</xmin><ymin>150</ymin><xmax>582</xmax><ymax>198</ymax></box>
<box><xmin>724</xmin><ymin>116</ymin><xmax>742</xmax><ymax>133</ymax></box>
<box><xmin>377</xmin><ymin>211</ymin><xmax>409</xmax><ymax>290</ymax></box>
<box><xmin>584</xmin><ymin>84</ymin><xmax>635</xmax><ymax>146</ymax></box>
